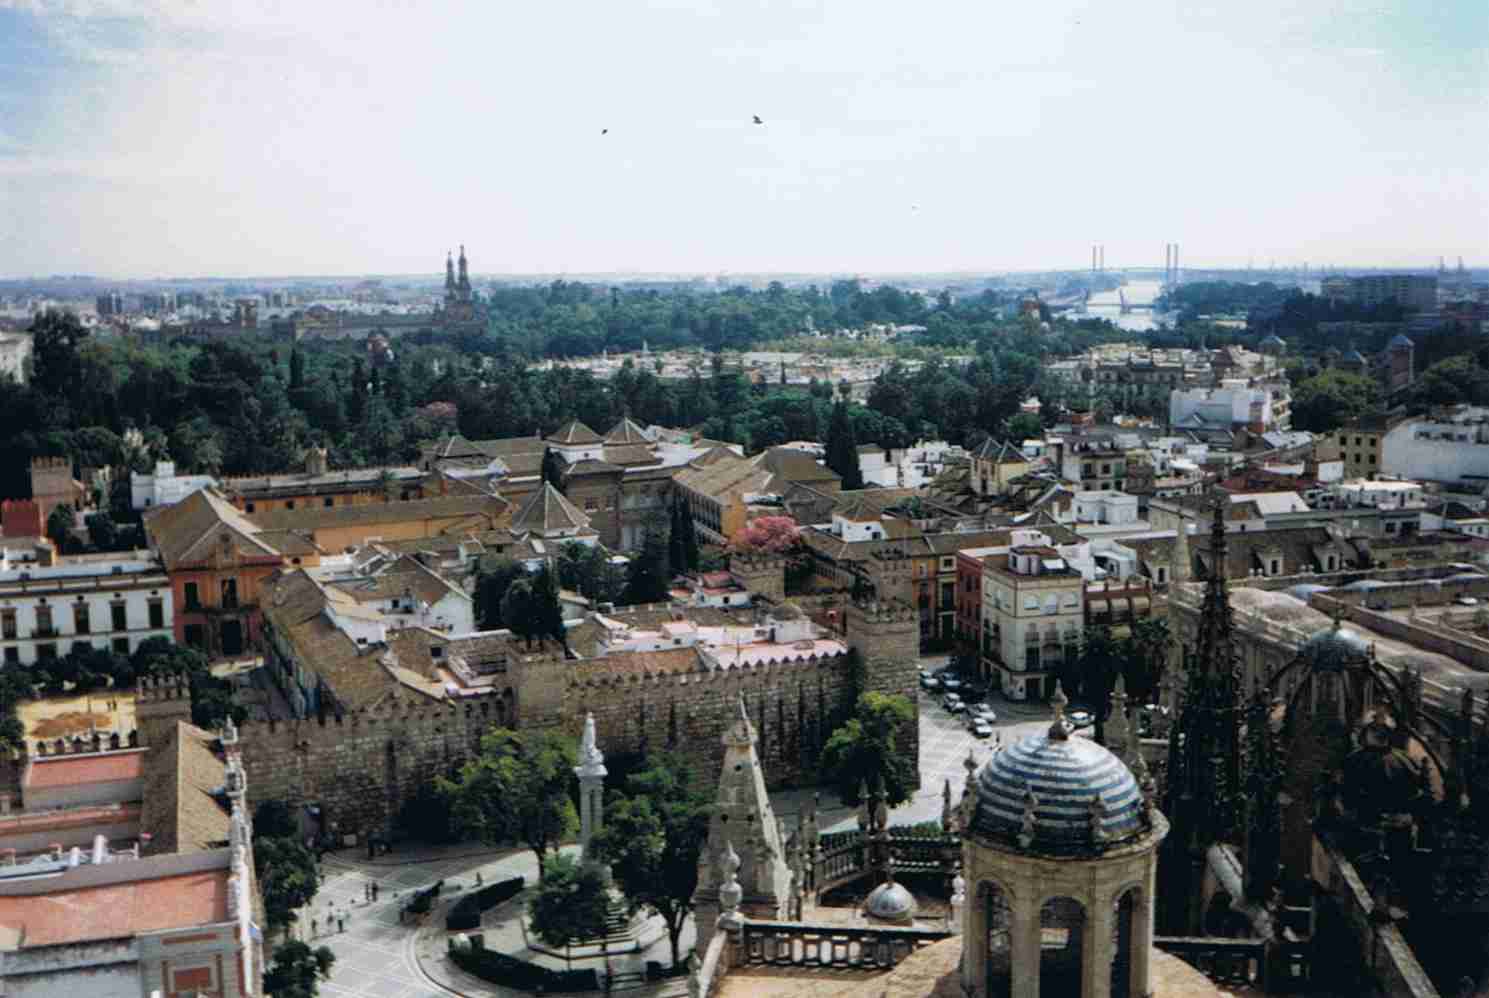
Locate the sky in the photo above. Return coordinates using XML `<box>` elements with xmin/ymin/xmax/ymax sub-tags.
<box><xmin>0</xmin><ymin>0</ymin><xmax>1485</xmax><ymax>279</ymax></box>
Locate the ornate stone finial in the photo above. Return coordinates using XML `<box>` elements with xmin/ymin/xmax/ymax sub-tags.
<box><xmin>873</xmin><ymin>776</ymin><xmax>890</xmax><ymax>834</ymax></box>
<box><xmin>575</xmin><ymin>712</ymin><xmax>607</xmax><ymax>780</ymax></box>
<box><xmin>941</xmin><ymin>778</ymin><xmax>954</xmax><ymax>833</ymax></box>
<box><xmin>1017</xmin><ymin>783</ymin><xmax>1040</xmax><ymax>850</ymax></box>
<box><xmin>883</xmin><ymin>852</ymin><xmax>897</xmax><ymax>885</ymax></box>
<box><xmin>221</xmin><ymin>715</ymin><xmax>238</xmax><ymax>748</ymax></box>
<box><xmin>1088</xmin><ymin>795</ymin><xmax>1110</xmax><ymax>844</ymax></box>
<box><xmin>1048</xmin><ymin>680</ymin><xmax>1071</xmax><ymax>741</ymax></box>
<box><xmin>857</xmin><ymin>779</ymin><xmax>872</xmax><ymax>830</ymax></box>
<box><xmin>718</xmin><ymin>840</ymin><xmax>743</xmax><ymax>913</ymax></box>
<box><xmin>958</xmin><ymin>750</ymin><xmax>979</xmax><ymax>831</ymax></box>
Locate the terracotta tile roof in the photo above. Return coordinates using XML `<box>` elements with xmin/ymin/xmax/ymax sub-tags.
<box><xmin>24</xmin><ymin>750</ymin><xmax>145</xmax><ymax>790</ymax></box>
<box><xmin>0</xmin><ymin>868</ymin><xmax>230</xmax><ymax>946</ymax></box>
<box><xmin>222</xmin><ymin>465</ymin><xmax>424</xmax><ymax>499</ymax></box>
<box><xmin>139</xmin><ymin>722</ymin><xmax>229</xmax><ymax>856</ymax></box>
<box><xmin>331</xmin><ymin>555</ymin><xmax>460</xmax><ymax>607</ymax></box>
<box><xmin>253</xmin><ymin>528</ymin><xmax>322</xmax><ymax>556</ymax></box>
<box><xmin>564</xmin><ymin>458</ymin><xmax>623</xmax><ymax>476</ymax></box>
<box><xmin>600</xmin><ymin>444</ymin><xmax>658</xmax><ymax>467</ymax></box>
<box><xmin>249</xmin><ymin>494</ymin><xmax>506</xmax><ymax>533</ymax></box>
<box><xmin>511</xmin><ymin>484</ymin><xmax>590</xmax><ymax>535</ymax></box>
<box><xmin>143</xmin><ymin>488</ymin><xmax>282</xmax><ymax>570</ymax></box>
<box><xmin>547</xmin><ymin>420</ymin><xmax>604</xmax><ymax>445</ymax></box>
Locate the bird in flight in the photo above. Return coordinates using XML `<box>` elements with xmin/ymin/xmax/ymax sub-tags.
<box><xmin>601</xmin><ymin>128</ymin><xmax>609</xmax><ymax>135</ymax></box>
<box><xmin>752</xmin><ymin>115</ymin><xmax>764</xmax><ymax>125</ymax></box>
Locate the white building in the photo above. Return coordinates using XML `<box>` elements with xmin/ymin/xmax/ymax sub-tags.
<box><xmin>1169</xmin><ymin>379</ymin><xmax>1283</xmax><ymax>431</ymax></box>
<box><xmin>979</xmin><ymin>531</ymin><xmax>1085</xmax><ymax>702</ymax></box>
<box><xmin>1326</xmin><ymin>478</ymin><xmax>1426</xmax><ymax>511</ymax></box>
<box><xmin>1073</xmin><ymin>490</ymin><xmax>1139</xmax><ymax>526</ymax></box>
<box><xmin>130</xmin><ymin>462</ymin><xmax>218</xmax><ymax>511</ymax></box>
<box><xmin>1381</xmin><ymin>406</ymin><xmax>1489</xmax><ymax>484</ymax></box>
<box><xmin>0</xmin><ymin>332</ymin><xmax>32</xmax><ymax>385</ymax></box>
<box><xmin>0</xmin><ymin>550</ymin><xmax>173</xmax><ymax>667</ymax></box>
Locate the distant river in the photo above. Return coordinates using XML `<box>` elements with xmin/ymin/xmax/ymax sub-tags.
<box><xmin>1083</xmin><ymin>279</ymin><xmax>1165</xmax><ymax>332</ymax></box>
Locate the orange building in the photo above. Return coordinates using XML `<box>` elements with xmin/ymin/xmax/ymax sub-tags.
<box><xmin>143</xmin><ymin>489</ymin><xmax>293</xmax><ymax>657</ymax></box>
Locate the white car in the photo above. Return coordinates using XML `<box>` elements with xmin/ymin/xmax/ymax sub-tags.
<box><xmin>1455</xmin><ymin>596</ymin><xmax>1479</xmax><ymax>607</ymax></box>
<box><xmin>971</xmin><ymin>720</ymin><xmax>993</xmax><ymax>739</ymax></box>
<box><xmin>942</xmin><ymin>693</ymin><xmax>965</xmax><ymax>713</ymax></box>
<box><xmin>968</xmin><ymin>703</ymin><xmax>997</xmax><ymax>724</ymax></box>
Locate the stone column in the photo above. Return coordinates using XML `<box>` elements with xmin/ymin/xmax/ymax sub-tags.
<box><xmin>962</xmin><ymin>880</ymin><xmax>988</xmax><ymax>997</ymax></box>
<box><xmin>1010</xmin><ymin>896</ymin><xmax>1040</xmax><ymax>998</ymax></box>
<box><xmin>1085</xmin><ymin>891</ymin><xmax>1114</xmax><ymax>998</ymax></box>
<box><xmin>1132</xmin><ymin>869</ymin><xmax>1158</xmax><ymax>998</ymax></box>
<box><xmin>574</xmin><ymin>712</ymin><xmax>608</xmax><ymax>874</ymax></box>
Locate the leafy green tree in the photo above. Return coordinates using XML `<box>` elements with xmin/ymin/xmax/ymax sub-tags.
<box><xmin>624</xmin><ymin>523</ymin><xmax>671</xmax><ymax>605</ymax></box>
<box><xmin>168</xmin><ymin>416</ymin><xmax>225</xmax><ymax>476</ymax></box>
<box><xmin>45</xmin><ymin>503</ymin><xmax>74</xmax><ymax>552</ymax></box>
<box><xmin>263</xmin><ymin>940</ymin><xmax>336</xmax><ymax>998</ymax></box>
<box><xmin>1289</xmin><ymin>369</ymin><xmax>1381</xmax><ymax>433</ymax></box>
<box><xmin>440</xmin><ymin>728</ymin><xmax>578</xmax><ymax>869</ymax></box>
<box><xmin>29</xmin><ymin>310</ymin><xmax>88</xmax><ymax>400</ymax></box>
<box><xmin>541</xmin><ymin>447</ymin><xmax>566</xmax><ymax>494</ymax></box>
<box><xmin>527</xmin><ymin>853</ymin><xmax>611</xmax><ymax>968</ymax></box>
<box><xmin>253</xmin><ymin>800</ymin><xmax>300</xmax><ymax>841</ymax></box>
<box><xmin>595</xmin><ymin>754</ymin><xmax>711</xmax><ymax>967</ymax></box>
<box><xmin>347</xmin><ymin>359</ymin><xmax>367</xmax><ymax>424</ymax></box>
<box><xmin>531</xmin><ymin>564</ymin><xmax>566</xmax><ymax>646</ymax></box>
<box><xmin>85</xmin><ymin>512</ymin><xmax>119</xmax><ymax>551</ymax></box>
<box><xmin>254</xmin><ymin>836</ymin><xmax>321</xmax><ymax>936</ymax></box>
<box><xmin>501</xmin><ymin>578</ymin><xmax>536</xmax><ymax>646</ymax></box>
<box><xmin>819</xmin><ymin>692</ymin><xmax>916</xmax><ymax>807</ymax></box>
<box><xmin>1412</xmin><ymin>354</ymin><xmax>1489</xmax><ymax>408</ymax></box>
<box><xmin>0</xmin><ymin>668</ymin><xmax>32</xmax><ymax>755</ymax></box>
<box><xmin>474</xmin><ymin>557</ymin><xmax>526</xmax><ymax>630</ymax></box>
<box><xmin>1006</xmin><ymin>412</ymin><xmax>1043</xmax><ymax>441</ymax></box>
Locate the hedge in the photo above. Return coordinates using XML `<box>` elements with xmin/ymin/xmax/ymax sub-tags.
<box><xmin>450</xmin><ymin>943</ymin><xmax>598</xmax><ymax>992</ymax></box>
<box><xmin>406</xmin><ymin>879</ymin><xmax>445</xmax><ymax>916</ymax></box>
<box><xmin>445</xmin><ymin>876</ymin><xmax>525</xmax><ymax>932</ymax></box>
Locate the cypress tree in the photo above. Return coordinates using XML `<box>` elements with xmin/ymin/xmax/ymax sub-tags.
<box><xmin>541</xmin><ymin>447</ymin><xmax>566</xmax><ymax>494</ymax></box>
<box><xmin>679</xmin><ymin>497</ymin><xmax>700</xmax><ymax>572</ymax></box>
<box><xmin>667</xmin><ymin>497</ymin><xmax>687</xmax><ymax>577</ymax></box>
<box><xmin>826</xmin><ymin>399</ymin><xmax>864</xmax><ymax>490</ymax></box>
<box><xmin>348</xmin><ymin>359</ymin><xmax>367</xmax><ymax>424</ymax></box>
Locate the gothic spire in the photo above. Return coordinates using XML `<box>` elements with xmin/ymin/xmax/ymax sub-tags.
<box><xmin>1159</xmin><ymin>494</ymin><xmax>1250</xmax><ymax>933</ymax></box>
<box><xmin>457</xmin><ymin>243</ymin><xmax>471</xmax><ymax>296</ymax></box>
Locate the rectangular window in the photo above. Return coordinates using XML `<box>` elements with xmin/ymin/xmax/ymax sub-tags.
<box><xmin>324</xmin><ymin>496</ymin><xmax>335</xmax><ymax>508</ymax></box>
<box><xmin>184</xmin><ymin>623</ymin><xmax>205</xmax><ymax>648</ymax></box>
<box><xmin>148</xmin><ymin>600</ymin><xmax>164</xmax><ymax>629</ymax></box>
<box><xmin>112</xmin><ymin>637</ymin><xmax>130</xmax><ymax>655</ymax></box>
<box><xmin>184</xmin><ymin>582</ymin><xmax>201</xmax><ymax>610</ymax></box>
<box><xmin>75</xmin><ymin>602</ymin><xmax>91</xmax><ymax>634</ymax></box>
<box><xmin>111</xmin><ymin>603</ymin><xmax>127</xmax><ymax>631</ymax></box>
<box><xmin>37</xmin><ymin>643</ymin><xmax>56</xmax><ymax>661</ymax></box>
<box><xmin>1024</xmin><ymin>646</ymin><xmax>1040</xmax><ymax>669</ymax></box>
<box><xmin>34</xmin><ymin>606</ymin><xmax>53</xmax><ymax>637</ymax></box>
<box><xmin>221</xmin><ymin>578</ymin><xmax>239</xmax><ymax>609</ymax></box>
<box><xmin>2</xmin><ymin>646</ymin><xmax>17</xmax><ymax>665</ymax></box>
<box><xmin>285</xmin><ymin>500</ymin><xmax>295</xmax><ymax>510</ymax></box>
<box><xmin>245</xmin><ymin>502</ymin><xmax>255</xmax><ymax>513</ymax></box>
<box><xmin>0</xmin><ymin>611</ymin><xmax>13</xmax><ymax>640</ymax></box>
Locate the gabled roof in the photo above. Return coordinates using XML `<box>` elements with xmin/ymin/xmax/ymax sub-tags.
<box><xmin>604</xmin><ymin>417</ymin><xmax>651</xmax><ymax>445</ymax></box>
<box><xmin>971</xmin><ymin>438</ymin><xmax>1027</xmax><ymax>464</ymax></box>
<box><xmin>547</xmin><ymin>420</ymin><xmax>603</xmax><ymax>446</ymax></box>
<box><xmin>139</xmin><ymin>721</ymin><xmax>230</xmax><ymax>856</ymax></box>
<box><xmin>511</xmin><ymin>483</ymin><xmax>590</xmax><ymax>535</ymax></box>
<box><xmin>143</xmin><ymin>487</ymin><xmax>282</xmax><ymax>570</ymax></box>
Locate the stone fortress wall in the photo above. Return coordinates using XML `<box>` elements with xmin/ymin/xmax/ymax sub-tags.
<box><xmin>135</xmin><ymin>598</ymin><xmax>921</xmax><ymax>842</ymax></box>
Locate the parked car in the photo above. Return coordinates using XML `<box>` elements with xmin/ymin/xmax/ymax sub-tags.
<box><xmin>1456</xmin><ymin>596</ymin><xmax>1480</xmax><ymax>606</ymax></box>
<box><xmin>971</xmin><ymin>719</ymin><xmax>994</xmax><ymax>739</ymax></box>
<box><xmin>969</xmin><ymin>703</ymin><xmax>997</xmax><ymax>724</ymax></box>
<box><xmin>1067</xmin><ymin>707</ymin><xmax>1095</xmax><ymax>729</ymax></box>
<box><xmin>940</xmin><ymin>675</ymin><xmax>963</xmax><ymax>692</ymax></box>
<box><xmin>959</xmin><ymin>683</ymin><xmax>988</xmax><ymax>704</ymax></box>
<box><xmin>919</xmin><ymin>670</ymin><xmax>941</xmax><ymax>690</ymax></box>
<box><xmin>942</xmin><ymin>693</ymin><xmax>965</xmax><ymax>713</ymax></box>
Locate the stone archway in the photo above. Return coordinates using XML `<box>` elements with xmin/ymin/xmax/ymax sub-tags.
<box><xmin>1039</xmin><ymin>896</ymin><xmax>1086</xmax><ymax>996</ymax></box>
<box><xmin>1111</xmin><ymin>886</ymin><xmax>1142</xmax><ymax>998</ymax></box>
<box><xmin>981</xmin><ymin>881</ymin><xmax>1013</xmax><ymax>998</ymax></box>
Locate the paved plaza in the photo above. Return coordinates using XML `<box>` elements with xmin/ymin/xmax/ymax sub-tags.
<box><xmin>298</xmin><ymin>671</ymin><xmax>1060</xmax><ymax>997</ymax></box>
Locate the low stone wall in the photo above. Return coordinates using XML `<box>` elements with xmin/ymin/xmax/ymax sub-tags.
<box><xmin>1311</xmin><ymin>835</ymin><xmax>1441</xmax><ymax>998</ymax></box>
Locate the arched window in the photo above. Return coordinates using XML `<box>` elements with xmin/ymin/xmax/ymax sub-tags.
<box><xmin>1040</xmin><ymin>896</ymin><xmax>1086</xmax><ymax>995</ymax></box>
<box><xmin>981</xmin><ymin>881</ymin><xmax>1013</xmax><ymax>998</ymax></box>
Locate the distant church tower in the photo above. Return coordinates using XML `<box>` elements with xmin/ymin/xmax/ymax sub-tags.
<box><xmin>439</xmin><ymin>245</ymin><xmax>478</xmax><ymax>327</ymax></box>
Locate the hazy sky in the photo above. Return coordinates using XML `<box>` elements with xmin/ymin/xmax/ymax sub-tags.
<box><xmin>1</xmin><ymin>0</ymin><xmax>1485</xmax><ymax>279</ymax></box>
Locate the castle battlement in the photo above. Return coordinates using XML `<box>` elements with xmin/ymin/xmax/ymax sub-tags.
<box><xmin>567</xmin><ymin>651</ymin><xmax>848</xmax><ymax>691</ymax></box>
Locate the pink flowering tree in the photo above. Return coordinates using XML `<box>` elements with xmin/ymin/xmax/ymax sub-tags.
<box><xmin>730</xmin><ymin>515</ymin><xmax>800</xmax><ymax>553</ymax></box>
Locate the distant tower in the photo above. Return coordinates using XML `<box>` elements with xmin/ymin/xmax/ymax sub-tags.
<box><xmin>457</xmin><ymin>244</ymin><xmax>472</xmax><ymax>302</ymax></box>
<box><xmin>444</xmin><ymin>251</ymin><xmax>456</xmax><ymax>302</ymax></box>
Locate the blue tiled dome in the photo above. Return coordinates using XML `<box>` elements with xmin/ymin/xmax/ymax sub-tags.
<box><xmin>970</xmin><ymin>728</ymin><xmax>1143</xmax><ymax>854</ymax></box>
